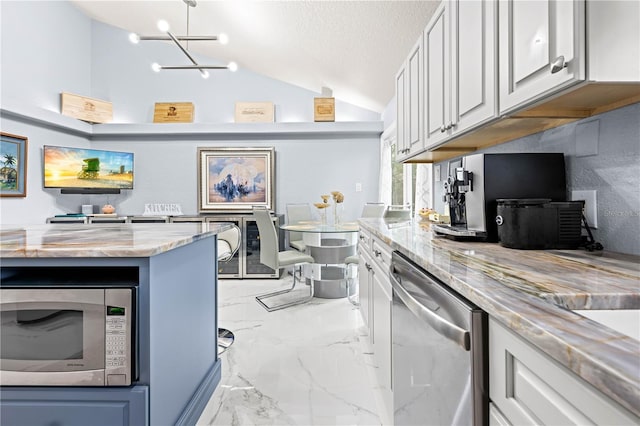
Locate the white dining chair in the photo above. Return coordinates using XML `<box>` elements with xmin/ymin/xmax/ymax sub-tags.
<box><xmin>286</xmin><ymin>203</ymin><xmax>313</xmax><ymax>252</ymax></box>
<box><xmin>253</xmin><ymin>207</ymin><xmax>316</xmax><ymax>312</ymax></box>
<box><xmin>383</xmin><ymin>204</ymin><xmax>412</xmax><ymax>220</ymax></box>
<box><xmin>360</xmin><ymin>202</ymin><xmax>386</xmax><ymax>218</ymax></box>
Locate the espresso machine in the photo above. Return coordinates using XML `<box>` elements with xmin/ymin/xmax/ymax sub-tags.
<box><xmin>433</xmin><ymin>153</ymin><xmax>567</xmax><ymax>241</ymax></box>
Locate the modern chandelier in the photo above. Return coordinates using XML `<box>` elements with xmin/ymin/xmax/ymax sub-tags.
<box><xmin>128</xmin><ymin>0</ymin><xmax>237</xmax><ymax>79</ymax></box>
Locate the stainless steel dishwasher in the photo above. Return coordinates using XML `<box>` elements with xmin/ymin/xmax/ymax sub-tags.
<box><xmin>390</xmin><ymin>251</ymin><xmax>488</xmax><ymax>425</ymax></box>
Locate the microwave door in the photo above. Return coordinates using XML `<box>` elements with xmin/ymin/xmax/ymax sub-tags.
<box><xmin>0</xmin><ymin>289</ymin><xmax>105</xmax><ymax>386</ymax></box>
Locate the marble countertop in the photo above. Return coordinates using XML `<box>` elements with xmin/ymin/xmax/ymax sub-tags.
<box><xmin>359</xmin><ymin>218</ymin><xmax>640</xmax><ymax>418</ymax></box>
<box><xmin>0</xmin><ymin>223</ymin><xmax>232</xmax><ymax>258</ymax></box>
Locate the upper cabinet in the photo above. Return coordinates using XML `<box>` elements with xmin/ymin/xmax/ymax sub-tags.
<box><xmin>396</xmin><ymin>36</ymin><xmax>425</xmax><ymax>162</ymax></box>
<box><xmin>498</xmin><ymin>0</ymin><xmax>585</xmax><ymax>114</ymax></box>
<box><xmin>424</xmin><ymin>0</ymin><xmax>497</xmax><ymax>149</ymax></box>
<box><xmin>423</xmin><ymin>4</ymin><xmax>450</xmax><ymax>148</ymax></box>
<box><xmin>399</xmin><ymin>0</ymin><xmax>640</xmax><ymax>163</ymax></box>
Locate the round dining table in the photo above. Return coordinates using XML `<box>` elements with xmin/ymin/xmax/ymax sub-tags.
<box><xmin>279</xmin><ymin>221</ymin><xmax>359</xmax><ymax>298</ymax></box>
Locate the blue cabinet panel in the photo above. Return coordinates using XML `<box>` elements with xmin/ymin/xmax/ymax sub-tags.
<box><xmin>0</xmin><ymin>385</ymin><xmax>148</xmax><ymax>426</ymax></box>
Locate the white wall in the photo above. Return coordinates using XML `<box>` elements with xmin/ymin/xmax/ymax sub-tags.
<box><xmin>0</xmin><ymin>1</ymin><xmax>381</xmax><ymax>224</ymax></box>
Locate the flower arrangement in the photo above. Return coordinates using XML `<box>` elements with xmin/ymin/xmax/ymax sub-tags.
<box><xmin>314</xmin><ymin>196</ymin><xmax>330</xmax><ymax>224</ymax></box>
<box><xmin>331</xmin><ymin>191</ymin><xmax>344</xmax><ymax>224</ymax></box>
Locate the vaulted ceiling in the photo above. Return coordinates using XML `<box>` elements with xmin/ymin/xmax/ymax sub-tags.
<box><xmin>70</xmin><ymin>0</ymin><xmax>440</xmax><ymax>114</ymax></box>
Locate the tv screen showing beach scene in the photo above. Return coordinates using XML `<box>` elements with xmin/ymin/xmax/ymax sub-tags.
<box><xmin>43</xmin><ymin>145</ymin><xmax>134</xmax><ymax>189</ymax></box>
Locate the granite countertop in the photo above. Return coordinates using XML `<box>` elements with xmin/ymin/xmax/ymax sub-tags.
<box><xmin>0</xmin><ymin>223</ymin><xmax>232</xmax><ymax>258</ymax></box>
<box><xmin>359</xmin><ymin>218</ymin><xmax>640</xmax><ymax>418</ymax></box>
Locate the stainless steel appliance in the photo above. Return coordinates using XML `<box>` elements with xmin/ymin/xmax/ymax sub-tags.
<box><xmin>434</xmin><ymin>153</ymin><xmax>567</xmax><ymax>241</ymax></box>
<box><xmin>0</xmin><ymin>287</ymin><xmax>135</xmax><ymax>386</ymax></box>
<box><xmin>390</xmin><ymin>252</ymin><xmax>487</xmax><ymax>425</ymax></box>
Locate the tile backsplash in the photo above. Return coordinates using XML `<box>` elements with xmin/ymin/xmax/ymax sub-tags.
<box><xmin>434</xmin><ymin>102</ymin><xmax>640</xmax><ymax>255</ymax></box>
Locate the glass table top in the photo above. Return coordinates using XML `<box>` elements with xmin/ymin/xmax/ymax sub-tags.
<box><xmin>280</xmin><ymin>221</ymin><xmax>359</xmax><ymax>233</ymax></box>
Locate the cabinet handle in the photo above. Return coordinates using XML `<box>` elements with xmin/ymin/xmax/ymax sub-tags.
<box><xmin>440</xmin><ymin>125</ymin><xmax>446</xmax><ymax>133</ymax></box>
<box><xmin>550</xmin><ymin>55</ymin><xmax>568</xmax><ymax>74</ymax></box>
<box><xmin>365</xmin><ymin>263</ymin><xmax>372</xmax><ymax>271</ymax></box>
<box><xmin>359</xmin><ymin>235</ymin><xmax>365</xmax><ymax>241</ymax></box>
<box><xmin>374</xmin><ymin>249</ymin><xmax>382</xmax><ymax>257</ymax></box>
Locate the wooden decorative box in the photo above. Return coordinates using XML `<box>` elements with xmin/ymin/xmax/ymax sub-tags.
<box><xmin>234</xmin><ymin>102</ymin><xmax>275</xmax><ymax>123</ymax></box>
<box><xmin>153</xmin><ymin>102</ymin><xmax>195</xmax><ymax>123</ymax></box>
<box><xmin>314</xmin><ymin>97</ymin><xmax>335</xmax><ymax>122</ymax></box>
<box><xmin>61</xmin><ymin>92</ymin><xmax>113</xmax><ymax>123</ymax></box>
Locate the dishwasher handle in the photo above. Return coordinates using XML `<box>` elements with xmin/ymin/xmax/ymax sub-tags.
<box><xmin>390</xmin><ymin>264</ymin><xmax>471</xmax><ymax>351</ymax></box>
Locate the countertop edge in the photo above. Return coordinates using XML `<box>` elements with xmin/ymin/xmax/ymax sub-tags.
<box><xmin>0</xmin><ymin>223</ymin><xmax>232</xmax><ymax>258</ymax></box>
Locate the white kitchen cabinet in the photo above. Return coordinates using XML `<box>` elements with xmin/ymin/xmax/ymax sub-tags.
<box><xmin>371</xmin><ymin>257</ymin><xmax>393</xmax><ymax>423</ymax></box>
<box><xmin>424</xmin><ymin>0</ymin><xmax>497</xmax><ymax>149</ymax></box>
<box><xmin>489</xmin><ymin>317</ymin><xmax>638</xmax><ymax>425</ymax></box>
<box><xmin>395</xmin><ymin>65</ymin><xmax>408</xmax><ymax>160</ymax></box>
<box><xmin>498</xmin><ymin>0</ymin><xmax>586</xmax><ymax>114</ymax></box>
<box><xmin>450</xmin><ymin>0</ymin><xmax>497</xmax><ymax>136</ymax></box>
<box><xmin>357</xmin><ymin>230</ymin><xmax>372</xmax><ymax>331</ymax></box>
<box><xmin>396</xmin><ymin>35</ymin><xmax>425</xmax><ymax>162</ymax></box>
<box><xmin>356</xmin><ymin>229</ymin><xmax>393</xmax><ymax>424</ymax></box>
<box><xmin>423</xmin><ymin>3</ymin><xmax>450</xmax><ymax>147</ymax></box>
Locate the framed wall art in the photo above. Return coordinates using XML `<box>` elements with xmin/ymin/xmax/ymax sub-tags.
<box><xmin>1</xmin><ymin>132</ymin><xmax>28</xmax><ymax>197</ymax></box>
<box><xmin>198</xmin><ymin>147</ymin><xmax>275</xmax><ymax>213</ymax></box>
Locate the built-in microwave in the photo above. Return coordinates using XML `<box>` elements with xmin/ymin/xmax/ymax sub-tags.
<box><xmin>0</xmin><ymin>287</ymin><xmax>136</xmax><ymax>386</ymax></box>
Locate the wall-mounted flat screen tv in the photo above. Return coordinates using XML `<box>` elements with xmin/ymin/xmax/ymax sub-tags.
<box><xmin>43</xmin><ymin>145</ymin><xmax>133</xmax><ymax>194</ymax></box>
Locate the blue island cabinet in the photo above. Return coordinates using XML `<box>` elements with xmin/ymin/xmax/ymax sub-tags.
<box><xmin>0</xmin><ymin>228</ymin><xmax>222</xmax><ymax>426</ymax></box>
<box><xmin>1</xmin><ymin>386</ymin><xmax>149</xmax><ymax>425</ymax></box>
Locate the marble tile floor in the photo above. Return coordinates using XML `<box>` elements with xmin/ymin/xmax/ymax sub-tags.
<box><xmin>197</xmin><ymin>277</ymin><xmax>386</xmax><ymax>425</ymax></box>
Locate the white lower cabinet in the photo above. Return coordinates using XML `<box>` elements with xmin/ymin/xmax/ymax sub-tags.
<box><xmin>357</xmin><ymin>229</ymin><xmax>393</xmax><ymax>424</ymax></box>
<box><xmin>371</xmin><ymin>258</ymin><xmax>393</xmax><ymax>424</ymax></box>
<box><xmin>489</xmin><ymin>318</ymin><xmax>638</xmax><ymax>425</ymax></box>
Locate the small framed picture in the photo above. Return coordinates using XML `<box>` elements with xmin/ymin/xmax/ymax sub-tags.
<box><xmin>1</xmin><ymin>132</ymin><xmax>28</xmax><ymax>197</ymax></box>
<box><xmin>197</xmin><ymin>147</ymin><xmax>275</xmax><ymax>213</ymax></box>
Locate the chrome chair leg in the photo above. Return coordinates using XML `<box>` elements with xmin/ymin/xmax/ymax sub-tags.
<box><xmin>255</xmin><ymin>266</ymin><xmax>315</xmax><ymax>312</ymax></box>
<box><xmin>345</xmin><ymin>264</ymin><xmax>359</xmax><ymax>306</ymax></box>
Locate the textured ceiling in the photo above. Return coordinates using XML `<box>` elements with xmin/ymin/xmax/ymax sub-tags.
<box><xmin>70</xmin><ymin>0</ymin><xmax>440</xmax><ymax>113</ymax></box>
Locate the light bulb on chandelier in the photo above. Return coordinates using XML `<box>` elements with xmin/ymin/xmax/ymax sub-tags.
<box><xmin>130</xmin><ymin>0</ymin><xmax>237</xmax><ymax>76</ymax></box>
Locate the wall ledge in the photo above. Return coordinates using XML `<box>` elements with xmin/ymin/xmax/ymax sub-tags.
<box><xmin>1</xmin><ymin>101</ymin><xmax>383</xmax><ymax>141</ymax></box>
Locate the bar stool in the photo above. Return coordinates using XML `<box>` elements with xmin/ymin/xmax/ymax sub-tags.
<box><xmin>216</xmin><ymin>224</ymin><xmax>241</xmax><ymax>354</ymax></box>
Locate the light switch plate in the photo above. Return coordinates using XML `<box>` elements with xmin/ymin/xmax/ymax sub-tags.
<box><xmin>434</xmin><ymin>165</ymin><xmax>441</xmax><ymax>182</ymax></box>
<box><xmin>355</xmin><ymin>182</ymin><xmax>362</xmax><ymax>192</ymax></box>
<box><xmin>571</xmin><ymin>190</ymin><xmax>597</xmax><ymax>228</ymax></box>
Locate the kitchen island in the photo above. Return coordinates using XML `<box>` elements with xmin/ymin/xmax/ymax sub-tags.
<box><xmin>0</xmin><ymin>222</ymin><xmax>232</xmax><ymax>426</ymax></box>
<box><xmin>359</xmin><ymin>218</ymin><xmax>640</xmax><ymax>423</ymax></box>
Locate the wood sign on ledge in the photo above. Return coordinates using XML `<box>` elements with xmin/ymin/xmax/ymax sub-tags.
<box><xmin>314</xmin><ymin>97</ymin><xmax>335</xmax><ymax>122</ymax></box>
<box><xmin>234</xmin><ymin>102</ymin><xmax>275</xmax><ymax>123</ymax></box>
<box><xmin>61</xmin><ymin>92</ymin><xmax>113</xmax><ymax>123</ymax></box>
<box><xmin>153</xmin><ymin>102</ymin><xmax>194</xmax><ymax>123</ymax></box>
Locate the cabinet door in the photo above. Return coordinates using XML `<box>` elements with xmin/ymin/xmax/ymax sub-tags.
<box><xmin>498</xmin><ymin>0</ymin><xmax>585</xmax><ymax>114</ymax></box>
<box><xmin>489</xmin><ymin>318</ymin><xmax>638</xmax><ymax>425</ymax></box>
<box><xmin>395</xmin><ymin>64</ymin><xmax>408</xmax><ymax>159</ymax></box>
<box><xmin>372</xmin><ymin>262</ymin><xmax>393</xmax><ymax>422</ymax></box>
<box><xmin>424</xmin><ymin>3</ymin><xmax>450</xmax><ymax>148</ymax></box>
<box><xmin>357</xmin><ymin>248</ymin><xmax>372</xmax><ymax>329</ymax></box>
<box><xmin>450</xmin><ymin>0</ymin><xmax>497</xmax><ymax>135</ymax></box>
<box><xmin>405</xmin><ymin>36</ymin><xmax>425</xmax><ymax>158</ymax></box>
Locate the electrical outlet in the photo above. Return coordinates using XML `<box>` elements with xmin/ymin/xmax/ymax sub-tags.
<box><xmin>571</xmin><ymin>190</ymin><xmax>597</xmax><ymax>229</ymax></box>
<box><xmin>355</xmin><ymin>182</ymin><xmax>362</xmax><ymax>192</ymax></box>
<box><xmin>434</xmin><ymin>165</ymin><xmax>441</xmax><ymax>182</ymax></box>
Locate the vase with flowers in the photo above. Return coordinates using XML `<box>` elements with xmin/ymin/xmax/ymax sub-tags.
<box><xmin>331</xmin><ymin>191</ymin><xmax>344</xmax><ymax>224</ymax></box>
<box><xmin>314</xmin><ymin>195</ymin><xmax>331</xmax><ymax>224</ymax></box>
